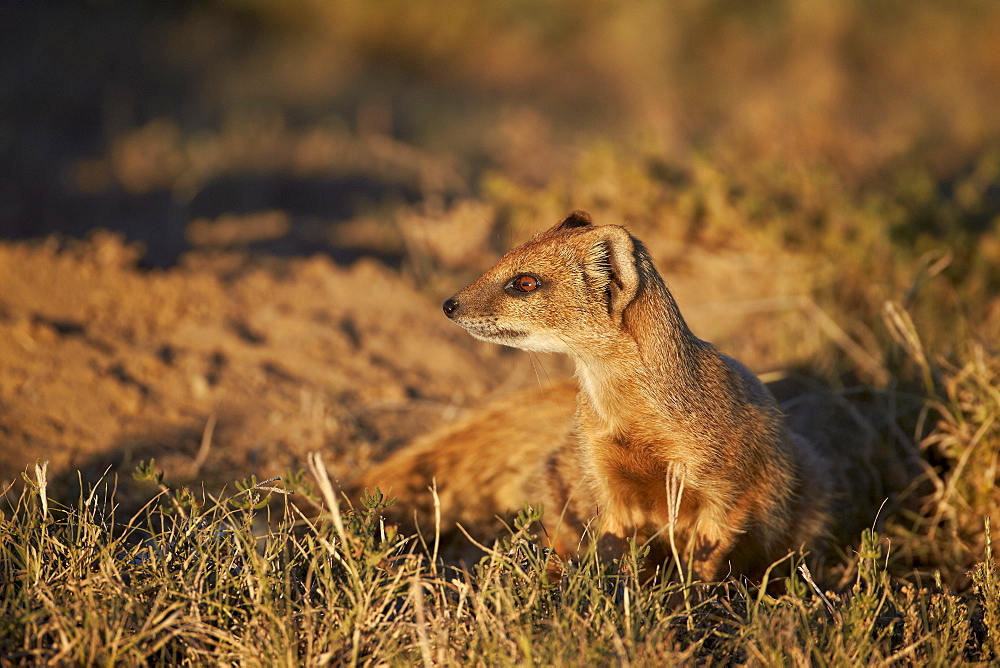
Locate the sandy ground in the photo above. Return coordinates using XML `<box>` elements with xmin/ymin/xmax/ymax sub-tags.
<box><xmin>0</xmin><ymin>232</ymin><xmax>513</xmax><ymax>503</ymax></box>
<box><xmin>0</xmin><ymin>224</ymin><xmax>816</xmax><ymax>511</ymax></box>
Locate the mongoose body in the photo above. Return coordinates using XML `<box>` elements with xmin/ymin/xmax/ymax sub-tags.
<box><xmin>361</xmin><ymin>211</ymin><xmax>862</xmax><ymax>580</ymax></box>
<box><xmin>433</xmin><ymin>211</ymin><xmax>831</xmax><ymax>579</ymax></box>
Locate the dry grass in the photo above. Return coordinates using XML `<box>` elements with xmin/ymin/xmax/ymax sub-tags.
<box><xmin>8</xmin><ymin>141</ymin><xmax>999</xmax><ymax>659</ymax></box>
<box><xmin>2</xmin><ymin>430</ymin><xmax>997</xmax><ymax>665</ymax></box>
<box><xmin>4</xmin><ymin>1</ymin><xmax>1000</xmax><ymax>664</ymax></box>
<box><xmin>3</xmin><ymin>268</ymin><xmax>999</xmax><ymax>662</ymax></box>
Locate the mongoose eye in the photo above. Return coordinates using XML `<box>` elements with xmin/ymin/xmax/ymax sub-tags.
<box><xmin>511</xmin><ymin>274</ymin><xmax>540</xmax><ymax>292</ymax></box>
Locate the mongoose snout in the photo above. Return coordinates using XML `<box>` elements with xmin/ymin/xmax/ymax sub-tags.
<box><xmin>442</xmin><ymin>298</ymin><xmax>459</xmax><ymax>318</ymax></box>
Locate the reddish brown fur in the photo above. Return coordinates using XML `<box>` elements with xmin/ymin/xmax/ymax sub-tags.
<box><xmin>363</xmin><ymin>211</ymin><xmax>837</xmax><ymax>580</ymax></box>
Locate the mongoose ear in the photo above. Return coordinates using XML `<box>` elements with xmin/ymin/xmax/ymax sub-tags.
<box><xmin>585</xmin><ymin>226</ymin><xmax>640</xmax><ymax>322</ymax></box>
<box><xmin>548</xmin><ymin>210</ymin><xmax>593</xmax><ymax>233</ymax></box>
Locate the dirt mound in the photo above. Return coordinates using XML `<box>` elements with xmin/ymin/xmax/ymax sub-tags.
<box><xmin>0</xmin><ymin>232</ymin><xmax>544</xmax><ymax>505</ymax></box>
<box><xmin>0</xmin><ymin>222</ymin><xmax>828</xmax><ymax>514</ymax></box>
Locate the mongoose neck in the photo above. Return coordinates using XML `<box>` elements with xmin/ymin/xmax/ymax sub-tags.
<box><xmin>574</xmin><ymin>272</ymin><xmax>705</xmax><ymax>429</ymax></box>
<box><xmin>626</xmin><ymin>274</ymin><xmax>702</xmax><ymax>377</ymax></box>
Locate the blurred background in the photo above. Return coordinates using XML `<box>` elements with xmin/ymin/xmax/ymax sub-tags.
<box><xmin>4</xmin><ymin>0</ymin><xmax>1000</xmax><ymax>264</ymax></box>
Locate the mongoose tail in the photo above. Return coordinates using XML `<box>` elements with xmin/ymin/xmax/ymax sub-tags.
<box><xmin>356</xmin><ymin>382</ymin><xmax>576</xmax><ymax>536</ymax></box>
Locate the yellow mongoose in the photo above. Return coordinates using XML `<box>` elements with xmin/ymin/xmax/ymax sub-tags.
<box><xmin>363</xmin><ymin>211</ymin><xmax>852</xmax><ymax>580</ymax></box>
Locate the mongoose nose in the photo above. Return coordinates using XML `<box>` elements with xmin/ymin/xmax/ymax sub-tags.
<box><xmin>442</xmin><ymin>298</ymin><xmax>459</xmax><ymax>318</ymax></box>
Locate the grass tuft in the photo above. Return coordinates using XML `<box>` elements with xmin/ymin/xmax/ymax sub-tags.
<box><xmin>2</xmin><ymin>451</ymin><xmax>997</xmax><ymax>663</ymax></box>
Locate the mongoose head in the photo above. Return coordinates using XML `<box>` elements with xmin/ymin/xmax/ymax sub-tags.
<box><xmin>442</xmin><ymin>211</ymin><xmax>646</xmax><ymax>356</ymax></box>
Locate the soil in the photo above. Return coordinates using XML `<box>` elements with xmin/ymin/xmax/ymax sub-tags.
<box><xmin>0</xmin><ymin>223</ymin><xmax>812</xmax><ymax>512</ymax></box>
<box><xmin>0</xmin><ymin>231</ymin><xmax>519</xmax><ymax>505</ymax></box>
